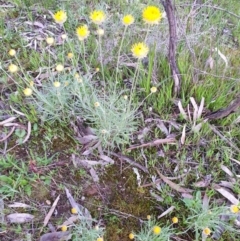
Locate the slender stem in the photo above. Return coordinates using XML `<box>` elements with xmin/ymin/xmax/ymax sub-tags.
<box><xmin>144</xmin><ymin>24</ymin><xmax>150</xmax><ymax>42</ymax></box>
<box><xmin>98</xmin><ymin>32</ymin><xmax>105</xmax><ymax>84</ymax></box>
<box><xmin>115</xmin><ymin>26</ymin><xmax>127</xmax><ymax>80</ymax></box>
<box><xmin>128</xmin><ymin>60</ymin><xmax>141</xmax><ymax>112</ymax></box>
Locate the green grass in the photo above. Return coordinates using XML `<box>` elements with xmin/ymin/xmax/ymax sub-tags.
<box><xmin>1</xmin><ymin>0</ymin><xmax>240</xmax><ymax>240</ymax></box>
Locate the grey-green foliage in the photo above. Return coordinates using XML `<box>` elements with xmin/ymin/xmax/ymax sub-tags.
<box><xmin>31</xmin><ymin>72</ymin><xmax>138</xmax><ymax>148</ymax></box>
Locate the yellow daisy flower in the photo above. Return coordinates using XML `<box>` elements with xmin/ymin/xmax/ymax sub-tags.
<box><xmin>76</xmin><ymin>25</ymin><xmax>90</xmax><ymax>41</ymax></box>
<box><xmin>53</xmin><ymin>10</ymin><xmax>67</xmax><ymax>24</ymax></box>
<box><xmin>129</xmin><ymin>233</ymin><xmax>134</xmax><ymax>240</ymax></box>
<box><xmin>150</xmin><ymin>86</ymin><xmax>157</xmax><ymax>93</ymax></box>
<box><xmin>56</xmin><ymin>64</ymin><xmax>64</xmax><ymax>72</ymax></box>
<box><xmin>90</xmin><ymin>10</ymin><xmax>106</xmax><ymax>25</ymax></box>
<box><xmin>61</xmin><ymin>34</ymin><xmax>67</xmax><ymax>40</ymax></box>
<box><xmin>172</xmin><ymin>217</ymin><xmax>178</xmax><ymax>224</ymax></box>
<box><xmin>61</xmin><ymin>225</ymin><xmax>67</xmax><ymax>232</ymax></box>
<box><xmin>46</xmin><ymin>37</ymin><xmax>54</xmax><ymax>45</ymax></box>
<box><xmin>8</xmin><ymin>49</ymin><xmax>16</xmax><ymax>56</ymax></box>
<box><xmin>230</xmin><ymin>205</ymin><xmax>239</xmax><ymax>213</ymax></box>
<box><xmin>23</xmin><ymin>88</ymin><xmax>33</xmax><ymax>96</ymax></box>
<box><xmin>131</xmin><ymin>42</ymin><xmax>149</xmax><ymax>59</ymax></box>
<box><xmin>122</xmin><ymin>14</ymin><xmax>134</xmax><ymax>26</ymax></box>
<box><xmin>96</xmin><ymin>238</ymin><xmax>103</xmax><ymax>241</ymax></box>
<box><xmin>53</xmin><ymin>81</ymin><xmax>61</xmax><ymax>87</ymax></box>
<box><xmin>8</xmin><ymin>64</ymin><xmax>18</xmax><ymax>73</ymax></box>
<box><xmin>142</xmin><ymin>6</ymin><xmax>162</xmax><ymax>25</ymax></box>
<box><xmin>96</xmin><ymin>28</ymin><xmax>104</xmax><ymax>36</ymax></box>
<box><xmin>94</xmin><ymin>102</ymin><xmax>100</xmax><ymax>108</ymax></box>
<box><xmin>203</xmin><ymin>227</ymin><xmax>211</xmax><ymax>236</ymax></box>
<box><xmin>71</xmin><ymin>207</ymin><xmax>78</xmax><ymax>214</ymax></box>
<box><xmin>153</xmin><ymin>226</ymin><xmax>161</xmax><ymax>235</ymax></box>
<box><xmin>29</xmin><ymin>81</ymin><xmax>34</xmax><ymax>87</ymax></box>
<box><xmin>67</xmin><ymin>52</ymin><xmax>74</xmax><ymax>59</ymax></box>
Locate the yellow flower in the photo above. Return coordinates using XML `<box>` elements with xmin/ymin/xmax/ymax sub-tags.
<box><xmin>76</xmin><ymin>25</ymin><xmax>90</xmax><ymax>41</ymax></box>
<box><xmin>203</xmin><ymin>227</ymin><xmax>211</xmax><ymax>236</ymax></box>
<box><xmin>29</xmin><ymin>81</ymin><xmax>34</xmax><ymax>87</ymax></box>
<box><xmin>95</xmin><ymin>67</ymin><xmax>100</xmax><ymax>72</ymax></box>
<box><xmin>150</xmin><ymin>86</ymin><xmax>157</xmax><ymax>93</ymax></box>
<box><xmin>67</xmin><ymin>52</ymin><xmax>74</xmax><ymax>59</ymax></box>
<box><xmin>74</xmin><ymin>73</ymin><xmax>83</xmax><ymax>83</ymax></box>
<box><xmin>53</xmin><ymin>81</ymin><xmax>61</xmax><ymax>87</ymax></box>
<box><xmin>123</xmin><ymin>95</ymin><xmax>128</xmax><ymax>100</ymax></box>
<box><xmin>142</xmin><ymin>6</ymin><xmax>162</xmax><ymax>25</ymax></box>
<box><xmin>172</xmin><ymin>217</ymin><xmax>178</xmax><ymax>224</ymax></box>
<box><xmin>147</xmin><ymin>215</ymin><xmax>151</xmax><ymax>220</ymax></box>
<box><xmin>56</xmin><ymin>64</ymin><xmax>64</xmax><ymax>72</ymax></box>
<box><xmin>8</xmin><ymin>64</ymin><xmax>18</xmax><ymax>73</ymax></box>
<box><xmin>90</xmin><ymin>10</ymin><xmax>106</xmax><ymax>25</ymax></box>
<box><xmin>129</xmin><ymin>233</ymin><xmax>134</xmax><ymax>240</ymax></box>
<box><xmin>230</xmin><ymin>205</ymin><xmax>239</xmax><ymax>213</ymax></box>
<box><xmin>131</xmin><ymin>42</ymin><xmax>149</xmax><ymax>59</ymax></box>
<box><xmin>96</xmin><ymin>238</ymin><xmax>103</xmax><ymax>241</ymax></box>
<box><xmin>53</xmin><ymin>10</ymin><xmax>67</xmax><ymax>24</ymax></box>
<box><xmin>23</xmin><ymin>88</ymin><xmax>33</xmax><ymax>96</ymax></box>
<box><xmin>61</xmin><ymin>34</ymin><xmax>67</xmax><ymax>40</ymax></box>
<box><xmin>61</xmin><ymin>225</ymin><xmax>67</xmax><ymax>232</ymax></box>
<box><xmin>71</xmin><ymin>207</ymin><xmax>77</xmax><ymax>214</ymax></box>
<box><xmin>153</xmin><ymin>226</ymin><xmax>161</xmax><ymax>235</ymax></box>
<box><xmin>96</xmin><ymin>28</ymin><xmax>104</xmax><ymax>36</ymax></box>
<box><xmin>94</xmin><ymin>102</ymin><xmax>100</xmax><ymax>107</ymax></box>
<box><xmin>46</xmin><ymin>37</ymin><xmax>54</xmax><ymax>45</ymax></box>
<box><xmin>8</xmin><ymin>49</ymin><xmax>16</xmax><ymax>56</ymax></box>
<box><xmin>94</xmin><ymin>225</ymin><xmax>99</xmax><ymax>230</ymax></box>
<box><xmin>122</xmin><ymin>15</ymin><xmax>134</xmax><ymax>26</ymax></box>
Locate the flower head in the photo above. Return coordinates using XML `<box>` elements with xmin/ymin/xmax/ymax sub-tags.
<box><xmin>153</xmin><ymin>226</ymin><xmax>161</xmax><ymax>235</ymax></box>
<box><xmin>61</xmin><ymin>225</ymin><xmax>67</xmax><ymax>232</ymax></box>
<box><xmin>123</xmin><ymin>95</ymin><xmax>128</xmax><ymax>100</ymax></box>
<box><xmin>147</xmin><ymin>215</ymin><xmax>151</xmax><ymax>220</ymax></box>
<box><xmin>172</xmin><ymin>217</ymin><xmax>178</xmax><ymax>224</ymax></box>
<box><xmin>150</xmin><ymin>86</ymin><xmax>157</xmax><ymax>93</ymax></box>
<box><xmin>46</xmin><ymin>37</ymin><xmax>54</xmax><ymax>45</ymax></box>
<box><xmin>96</xmin><ymin>28</ymin><xmax>104</xmax><ymax>36</ymax></box>
<box><xmin>230</xmin><ymin>205</ymin><xmax>239</xmax><ymax>213</ymax></box>
<box><xmin>53</xmin><ymin>81</ymin><xmax>61</xmax><ymax>87</ymax></box>
<box><xmin>203</xmin><ymin>227</ymin><xmax>211</xmax><ymax>236</ymax></box>
<box><xmin>53</xmin><ymin>10</ymin><xmax>67</xmax><ymax>24</ymax></box>
<box><xmin>142</xmin><ymin>6</ymin><xmax>162</xmax><ymax>25</ymax></box>
<box><xmin>67</xmin><ymin>52</ymin><xmax>74</xmax><ymax>59</ymax></box>
<box><xmin>8</xmin><ymin>64</ymin><xmax>18</xmax><ymax>73</ymax></box>
<box><xmin>56</xmin><ymin>64</ymin><xmax>64</xmax><ymax>72</ymax></box>
<box><xmin>61</xmin><ymin>34</ymin><xmax>67</xmax><ymax>40</ymax></box>
<box><xmin>29</xmin><ymin>81</ymin><xmax>34</xmax><ymax>87</ymax></box>
<box><xmin>96</xmin><ymin>238</ymin><xmax>103</xmax><ymax>241</ymax></box>
<box><xmin>94</xmin><ymin>102</ymin><xmax>100</xmax><ymax>108</ymax></box>
<box><xmin>23</xmin><ymin>88</ymin><xmax>33</xmax><ymax>96</ymax></box>
<box><xmin>131</xmin><ymin>42</ymin><xmax>149</xmax><ymax>59</ymax></box>
<box><xmin>76</xmin><ymin>25</ymin><xmax>90</xmax><ymax>41</ymax></box>
<box><xmin>71</xmin><ymin>207</ymin><xmax>78</xmax><ymax>214</ymax></box>
<box><xmin>90</xmin><ymin>10</ymin><xmax>106</xmax><ymax>25</ymax></box>
<box><xmin>8</xmin><ymin>49</ymin><xmax>16</xmax><ymax>56</ymax></box>
<box><xmin>122</xmin><ymin>15</ymin><xmax>134</xmax><ymax>26</ymax></box>
<box><xmin>129</xmin><ymin>233</ymin><xmax>134</xmax><ymax>240</ymax></box>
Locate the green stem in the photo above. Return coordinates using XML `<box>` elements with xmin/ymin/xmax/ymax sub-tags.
<box><xmin>115</xmin><ymin>26</ymin><xmax>127</xmax><ymax>82</ymax></box>
<box><xmin>128</xmin><ymin>60</ymin><xmax>141</xmax><ymax>112</ymax></box>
